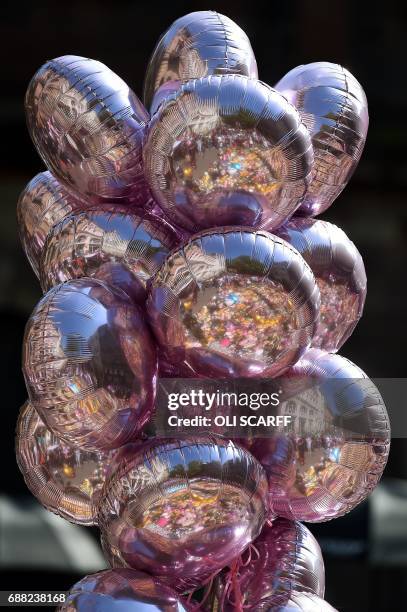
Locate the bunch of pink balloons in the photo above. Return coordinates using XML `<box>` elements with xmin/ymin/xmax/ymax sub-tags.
<box><xmin>15</xmin><ymin>10</ymin><xmax>390</xmax><ymax>612</ymax></box>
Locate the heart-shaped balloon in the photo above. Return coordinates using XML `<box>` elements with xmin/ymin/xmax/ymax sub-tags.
<box><xmin>144</xmin><ymin>10</ymin><xmax>258</xmax><ymax>114</ymax></box>
<box><xmin>144</xmin><ymin>75</ymin><xmax>313</xmax><ymax>232</ymax></box>
<box><xmin>276</xmin><ymin>218</ymin><xmax>366</xmax><ymax>352</ymax></box>
<box><xmin>217</xmin><ymin>518</ymin><xmax>325</xmax><ymax>610</ymax></box>
<box><xmin>58</xmin><ymin>569</ymin><xmax>190</xmax><ymax>611</ymax></box>
<box><xmin>17</xmin><ymin>171</ymin><xmax>84</xmax><ymax>278</ymax></box>
<box><xmin>251</xmin><ymin>349</ymin><xmax>390</xmax><ymax>522</ymax></box>
<box><xmin>25</xmin><ymin>56</ymin><xmax>150</xmax><ymax>206</ymax></box>
<box><xmin>40</xmin><ymin>205</ymin><xmax>180</xmax><ymax>302</ymax></box>
<box><xmin>16</xmin><ymin>401</ymin><xmax>116</xmax><ymax>525</ymax></box>
<box><xmin>23</xmin><ymin>278</ymin><xmax>157</xmax><ymax>450</ymax></box>
<box><xmin>98</xmin><ymin>437</ymin><xmax>268</xmax><ymax>593</ymax></box>
<box><xmin>275</xmin><ymin>62</ymin><xmax>368</xmax><ymax>216</ymax></box>
<box><xmin>147</xmin><ymin>228</ymin><xmax>320</xmax><ymax>378</ymax></box>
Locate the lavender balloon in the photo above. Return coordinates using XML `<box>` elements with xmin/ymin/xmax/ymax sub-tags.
<box><xmin>148</xmin><ymin>228</ymin><xmax>320</xmax><ymax>378</ymax></box>
<box><xmin>40</xmin><ymin>206</ymin><xmax>180</xmax><ymax>302</ymax></box>
<box><xmin>16</xmin><ymin>401</ymin><xmax>115</xmax><ymax>525</ymax></box>
<box><xmin>57</xmin><ymin>569</ymin><xmax>189</xmax><ymax>611</ymax></box>
<box><xmin>17</xmin><ymin>171</ymin><xmax>83</xmax><ymax>278</ymax></box>
<box><xmin>98</xmin><ymin>437</ymin><xmax>268</xmax><ymax>592</ymax></box>
<box><xmin>144</xmin><ymin>75</ymin><xmax>313</xmax><ymax>232</ymax></box>
<box><xmin>251</xmin><ymin>349</ymin><xmax>390</xmax><ymax>522</ymax></box>
<box><xmin>276</xmin><ymin>218</ymin><xmax>366</xmax><ymax>351</ymax></box>
<box><xmin>22</xmin><ymin>278</ymin><xmax>157</xmax><ymax>451</ymax></box>
<box><xmin>144</xmin><ymin>10</ymin><xmax>258</xmax><ymax>113</ymax></box>
<box><xmin>25</xmin><ymin>56</ymin><xmax>150</xmax><ymax>206</ymax></box>
<box><xmin>218</xmin><ymin>518</ymin><xmax>325</xmax><ymax>610</ymax></box>
<box><xmin>276</xmin><ymin>62</ymin><xmax>368</xmax><ymax>216</ymax></box>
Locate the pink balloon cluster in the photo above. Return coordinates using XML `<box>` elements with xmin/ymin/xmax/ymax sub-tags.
<box><xmin>15</xmin><ymin>10</ymin><xmax>389</xmax><ymax>612</ymax></box>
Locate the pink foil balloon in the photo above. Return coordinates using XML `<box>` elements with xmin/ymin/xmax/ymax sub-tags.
<box><xmin>147</xmin><ymin>228</ymin><xmax>320</xmax><ymax>378</ymax></box>
<box><xmin>25</xmin><ymin>56</ymin><xmax>150</xmax><ymax>206</ymax></box>
<box><xmin>144</xmin><ymin>10</ymin><xmax>258</xmax><ymax>113</ymax></box>
<box><xmin>22</xmin><ymin>278</ymin><xmax>157</xmax><ymax>451</ymax></box>
<box><xmin>291</xmin><ymin>593</ymin><xmax>338</xmax><ymax>611</ymax></box>
<box><xmin>98</xmin><ymin>437</ymin><xmax>268</xmax><ymax>592</ymax></box>
<box><xmin>257</xmin><ymin>592</ymin><xmax>338</xmax><ymax>612</ymax></box>
<box><xmin>251</xmin><ymin>349</ymin><xmax>390</xmax><ymax>522</ymax></box>
<box><xmin>40</xmin><ymin>206</ymin><xmax>180</xmax><ymax>302</ymax></box>
<box><xmin>276</xmin><ymin>218</ymin><xmax>366</xmax><ymax>351</ymax></box>
<box><xmin>57</xmin><ymin>569</ymin><xmax>189</xmax><ymax>611</ymax></box>
<box><xmin>275</xmin><ymin>62</ymin><xmax>368</xmax><ymax>216</ymax></box>
<box><xmin>17</xmin><ymin>171</ymin><xmax>84</xmax><ymax>278</ymax></box>
<box><xmin>218</xmin><ymin>518</ymin><xmax>325</xmax><ymax>610</ymax></box>
<box><xmin>206</xmin><ymin>589</ymin><xmax>337</xmax><ymax>612</ymax></box>
<box><xmin>144</xmin><ymin>75</ymin><xmax>313</xmax><ymax>232</ymax></box>
<box><xmin>16</xmin><ymin>401</ymin><xmax>115</xmax><ymax>525</ymax></box>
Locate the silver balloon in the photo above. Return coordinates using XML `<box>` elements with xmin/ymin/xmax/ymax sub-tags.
<box><xmin>16</xmin><ymin>401</ymin><xmax>115</xmax><ymax>525</ymax></box>
<box><xmin>275</xmin><ymin>62</ymin><xmax>368</xmax><ymax>216</ymax></box>
<box><xmin>57</xmin><ymin>569</ymin><xmax>189</xmax><ymax>611</ymax></box>
<box><xmin>17</xmin><ymin>171</ymin><xmax>83</xmax><ymax>278</ymax></box>
<box><xmin>144</xmin><ymin>10</ymin><xmax>258</xmax><ymax>113</ymax></box>
<box><xmin>144</xmin><ymin>75</ymin><xmax>313</xmax><ymax>232</ymax></box>
<box><xmin>40</xmin><ymin>206</ymin><xmax>180</xmax><ymax>302</ymax></box>
<box><xmin>25</xmin><ymin>56</ymin><xmax>150</xmax><ymax>206</ymax></box>
<box><xmin>147</xmin><ymin>228</ymin><xmax>320</xmax><ymax>378</ymax></box>
<box><xmin>276</xmin><ymin>218</ymin><xmax>366</xmax><ymax>351</ymax></box>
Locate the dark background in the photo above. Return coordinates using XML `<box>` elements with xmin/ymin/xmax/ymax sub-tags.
<box><xmin>1</xmin><ymin>1</ymin><xmax>407</xmax><ymax>610</ymax></box>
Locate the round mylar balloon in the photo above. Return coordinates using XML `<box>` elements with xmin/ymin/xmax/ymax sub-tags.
<box><xmin>57</xmin><ymin>569</ymin><xmax>189</xmax><ymax>611</ymax></box>
<box><xmin>40</xmin><ymin>206</ymin><xmax>180</xmax><ymax>302</ymax></box>
<box><xmin>144</xmin><ymin>75</ymin><xmax>313</xmax><ymax>232</ymax></box>
<box><xmin>22</xmin><ymin>278</ymin><xmax>157</xmax><ymax>450</ymax></box>
<box><xmin>148</xmin><ymin>229</ymin><xmax>320</xmax><ymax>378</ymax></box>
<box><xmin>275</xmin><ymin>61</ymin><xmax>368</xmax><ymax>216</ymax></box>
<box><xmin>98</xmin><ymin>437</ymin><xmax>268</xmax><ymax>592</ymax></box>
<box><xmin>251</xmin><ymin>349</ymin><xmax>390</xmax><ymax>522</ymax></box>
<box><xmin>276</xmin><ymin>218</ymin><xmax>366</xmax><ymax>351</ymax></box>
<box><xmin>25</xmin><ymin>56</ymin><xmax>150</xmax><ymax>206</ymax></box>
<box><xmin>143</xmin><ymin>10</ymin><xmax>258</xmax><ymax>113</ymax></box>
<box><xmin>16</xmin><ymin>401</ymin><xmax>115</xmax><ymax>525</ymax></box>
<box><xmin>217</xmin><ymin>518</ymin><xmax>324</xmax><ymax>610</ymax></box>
<box><xmin>17</xmin><ymin>171</ymin><xmax>83</xmax><ymax>278</ymax></box>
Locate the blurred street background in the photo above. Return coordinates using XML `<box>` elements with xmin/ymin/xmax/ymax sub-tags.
<box><xmin>1</xmin><ymin>2</ymin><xmax>407</xmax><ymax>610</ymax></box>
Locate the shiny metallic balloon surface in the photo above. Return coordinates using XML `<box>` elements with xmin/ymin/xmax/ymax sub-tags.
<box><xmin>16</xmin><ymin>401</ymin><xmax>115</xmax><ymax>525</ymax></box>
<box><xmin>251</xmin><ymin>349</ymin><xmax>390</xmax><ymax>522</ymax></box>
<box><xmin>17</xmin><ymin>171</ymin><xmax>83</xmax><ymax>278</ymax></box>
<box><xmin>276</xmin><ymin>218</ymin><xmax>366</xmax><ymax>351</ymax></box>
<box><xmin>22</xmin><ymin>278</ymin><xmax>157</xmax><ymax>450</ymax></box>
<box><xmin>259</xmin><ymin>592</ymin><xmax>338</xmax><ymax>612</ymax></box>
<box><xmin>57</xmin><ymin>569</ymin><xmax>189</xmax><ymax>612</ymax></box>
<box><xmin>40</xmin><ymin>206</ymin><xmax>180</xmax><ymax>302</ymax></box>
<box><xmin>276</xmin><ymin>61</ymin><xmax>368</xmax><ymax>216</ymax></box>
<box><xmin>144</xmin><ymin>75</ymin><xmax>313</xmax><ymax>232</ymax></box>
<box><xmin>147</xmin><ymin>228</ymin><xmax>320</xmax><ymax>378</ymax></box>
<box><xmin>98</xmin><ymin>437</ymin><xmax>268</xmax><ymax>592</ymax></box>
<box><xmin>218</xmin><ymin>518</ymin><xmax>325</xmax><ymax>610</ymax></box>
<box><xmin>25</xmin><ymin>56</ymin><xmax>150</xmax><ymax>206</ymax></box>
<box><xmin>144</xmin><ymin>10</ymin><xmax>258</xmax><ymax>113</ymax></box>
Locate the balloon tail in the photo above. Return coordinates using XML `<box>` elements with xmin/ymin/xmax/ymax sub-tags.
<box><xmin>222</xmin><ymin>556</ymin><xmax>245</xmax><ymax>611</ymax></box>
<box><xmin>187</xmin><ymin>569</ymin><xmax>222</xmax><ymax>610</ymax></box>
